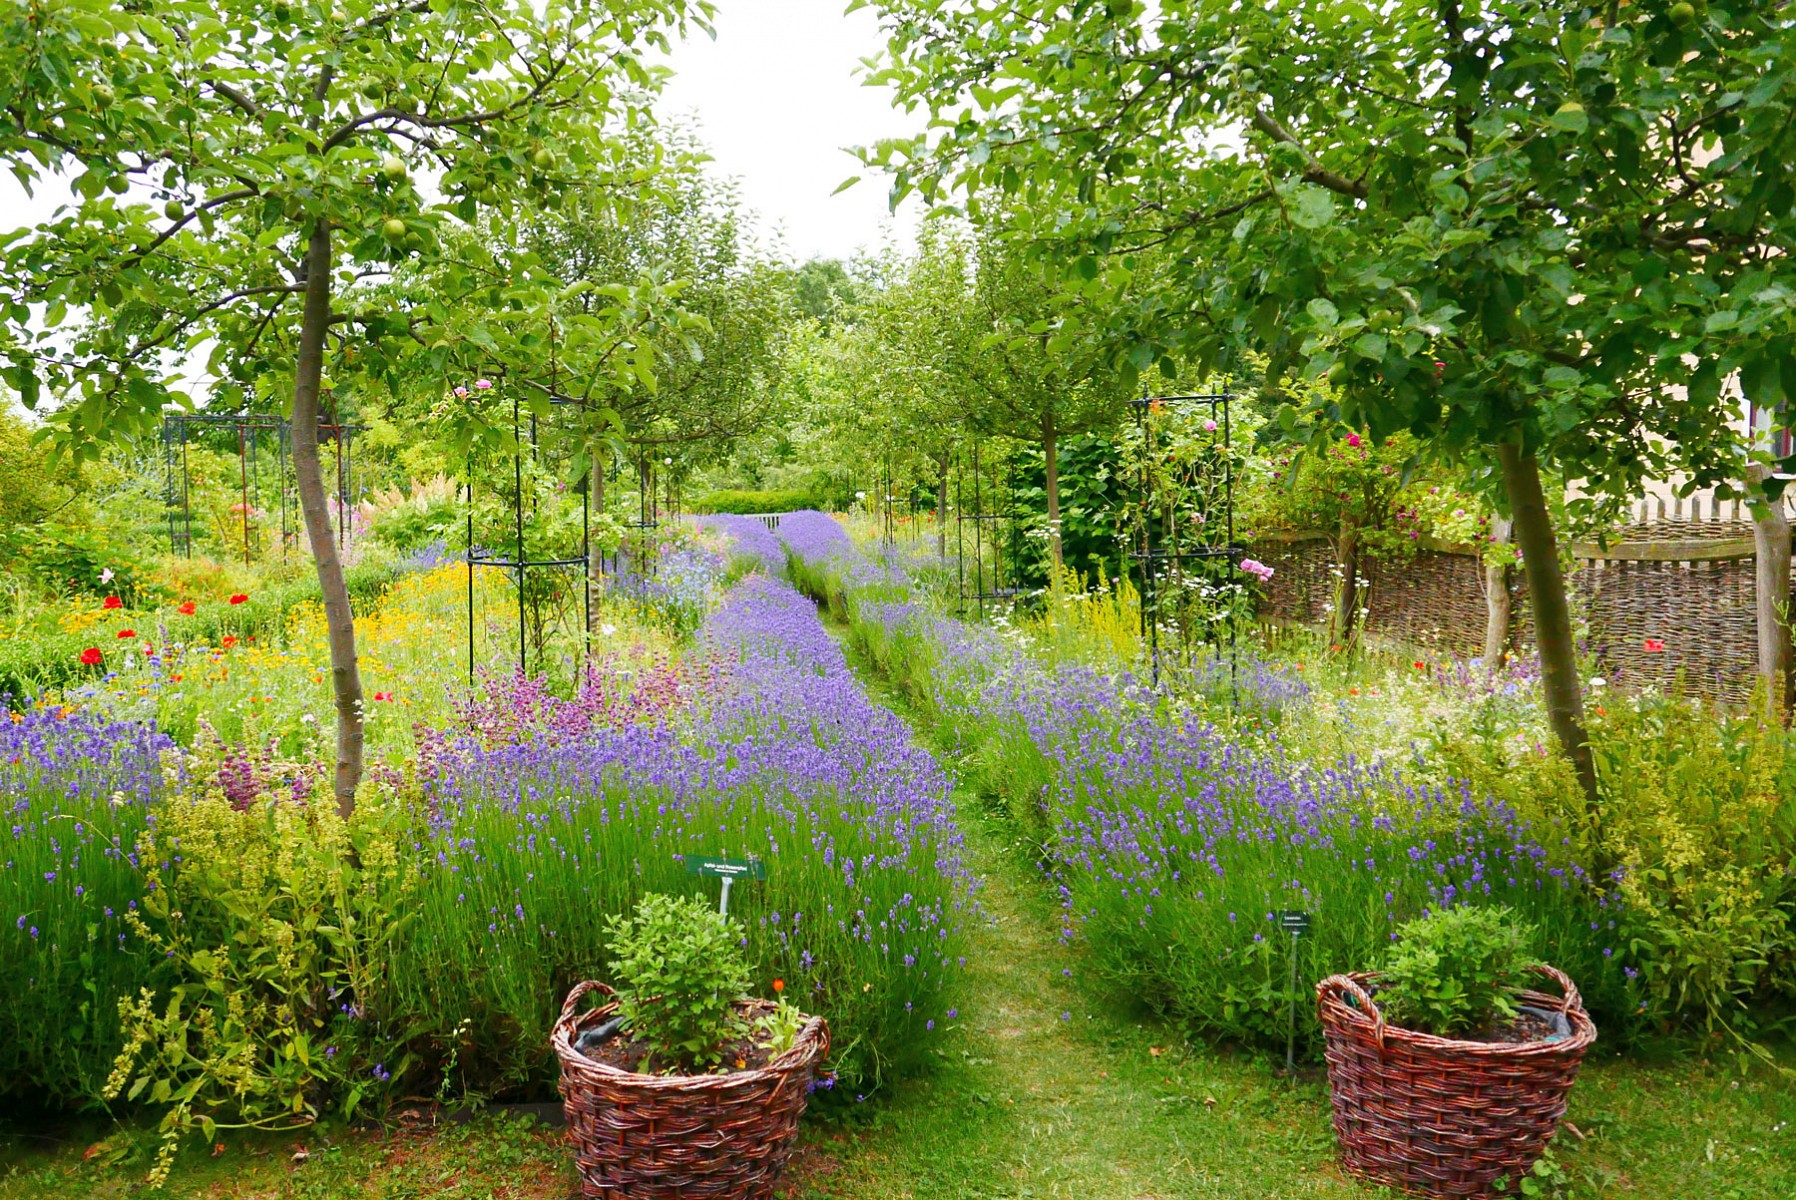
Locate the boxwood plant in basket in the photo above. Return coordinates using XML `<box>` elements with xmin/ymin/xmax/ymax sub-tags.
<box><xmin>551</xmin><ymin>894</ymin><xmax>830</xmax><ymax>1200</ymax></box>
<box><xmin>1316</xmin><ymin>906</ymin><xmax>1597</xmax><ymax>1199</ymax></box>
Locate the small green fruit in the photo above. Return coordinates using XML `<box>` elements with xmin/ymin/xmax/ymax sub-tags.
<box><xmin>106</xmin><ymin>175</ymin><xmax>129</xmax><ymax>195</ymax></box>
<box><xmin>532</xmin><ymin>148</ymin><xmax>556</xmax><ymax>171</ymax></box>
<box><xmin>164</xmin><ymin>199</ymin><xmax>184</xmax><ymax>222</ymax></box>
<box><xmin>1326</xmin><ymin>362</ymin><xmax>1348</xmax><ymax>386</ymax></box>
<box><xmin>380</xmin><ymin>154</ymin><xmax>407</xmax><ymax>181</ymax></box>
<box><xmin>1669</xmin><ymin>2</ymin><xmax>1696</xmax><ymax>26</ymax></box>
<box><xmin>382</xmin><ymin>218</ymin><xmax>408</xmax><ymax>244</ymax></box>
<box><xmin>92</xmin><ymin>83</ymin><xmax>115</xmax><ymax>108</ymax></box>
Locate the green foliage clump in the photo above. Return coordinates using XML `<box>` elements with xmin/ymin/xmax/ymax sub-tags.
<box><xmin>689</xmin><ymin>488</ymin><xmax>819</xmax><ymax>515</ymax></box>
<box><xmin>1377</xmin><ymin>906</ymin><xmax>1539</xmax><ymax>1038</ymax></box>
<box><xmin>104</xmin><ymin>776</ymin><xmax>414</xmax><ymax>1186</ymax></box>
<box><xmin>605</xmin><ymin>893</ymin><xmax>754</xmax><ymax>1072</ymax></box>
<box><xmin>1437</xmin><ymin>688</ymin><xmax>1796</xmax><ymax>1041</ymax></box>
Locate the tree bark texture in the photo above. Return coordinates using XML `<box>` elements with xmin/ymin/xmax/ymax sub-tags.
<box><xmin>290</xmin><ymin>220</ymin><xmax>365</xmax><ymax>817</ymax></box>
<box><xmin>936</xmin><ymin>452</ymin><xmax>951</xmax><ymax>559</ymax></box>
<box><xmin>1330</xmin><ymin>529</ymin><xmax>1361</xmax><ymax>648</ymax></box>
<box><xmin>1496</xmin><ymin>441</ymin><xmax>1599</xmax><ymax>814</ymax></box>
<box><xmin>1747</xmin><ymin>462</ymin><xmax>1794</xmax><ymax>714</ymax></box>
<box><xmin>1483</xmin><ymin>514</ymin><xmax>1514</xmax><ymax>672</ymax></box>
<box><xmin>1042</xmin><ymin>410</ymin><xmax>1063</xmax><ymax>579</ymax></box>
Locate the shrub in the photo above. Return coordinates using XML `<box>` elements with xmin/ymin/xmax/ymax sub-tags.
<box><xmin>1377</xmin><ymin>906</ymin><xmax>1539</xmax><ymax>1038</ymax></box>
<box><xmin>105</xmin><ymin>780</ymin><xmax>414</xmax><ymax>1186</ymax></box>
<box><xmin>1439</xmin><ymin>687</ymin><xmax>1796</xmax><ymax>1037</ymax></box>
<box><xmin>606</xmin><ymin>893</ymin><xmax>754</xmax><ymax>1071</ymax></box>
<box><xmin>689</xmin><ymin>488</ymin><xmax>818</xmax><ymax>515</ymax></box>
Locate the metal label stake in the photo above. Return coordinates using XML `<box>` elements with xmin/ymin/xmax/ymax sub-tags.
<box><xmin>1277</xmin><ymin>909</ymin><xmax>1313</xmax><ymax>1073</ymax></box>
<box><xmin>684</xmin><ymin>855</ymin><xmax>767</xmax><ymax>916</ymax></box>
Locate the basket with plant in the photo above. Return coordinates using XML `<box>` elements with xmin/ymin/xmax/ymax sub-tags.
<box><xmin>551</xmin><ymin>893</ymin><xmax>829</xmax><ymax>1200</ymax></box>
<box><xmin>1315</xmin><ymin>905</ymin><xmax>1595</xmax><ymax>1198</ymax></box>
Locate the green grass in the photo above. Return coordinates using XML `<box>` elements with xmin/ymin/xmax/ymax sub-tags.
<box><xmin>2</xmin><ymin>617</ymin><xmax>1791</xmax><ymax>1200</ymax></box>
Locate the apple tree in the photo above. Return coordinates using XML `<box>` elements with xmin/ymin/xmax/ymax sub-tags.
<box><xmin>0</xmin><ymin>0</ymin><xmax>709</xmax><ymax>812</ymax></box>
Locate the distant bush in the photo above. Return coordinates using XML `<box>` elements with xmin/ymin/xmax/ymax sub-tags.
<box><xmin>688</xmin><ymin>489</ymin><xmax>817</xmax><ymax>515</ymax></box>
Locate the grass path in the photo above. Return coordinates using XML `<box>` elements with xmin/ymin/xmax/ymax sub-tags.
<box><xmin>783</xmin><ymin>624</ymin><xmax>1373</xmax><ymax>1199</ymax></box>
<box><xmin>785</xmin><ymin>799</ymin><xmax>1370</xmax><ymax>1200</ymax></box>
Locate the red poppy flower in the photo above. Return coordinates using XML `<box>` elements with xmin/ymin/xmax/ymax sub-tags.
<box><xmin>228</xmin><ymin>593</ymin><xmax>248</xmax><ymax>605</ymax></box>
<box><xmin>116</xmin><ymin>629</ymin><xmax>136</xmax><ymax>639</ymax></box>
<box><xmin>1413</xmin><ymin>661</ymin><xmax>1425</xmax><ymax>670</ymax></box>
<box><xmin>102</xmin><ymin>596</ymin><xmax>123</xmax><ymax>610</ymax></box>
<box><xmin>222</xmin><ymin>635</ymin><xmax>239</xmax><ymax>649</ymax></box>
<box><xmin>1643</xmin><ymin>638</ymin><xmax>1665</xmax><ymax>653</ymax></box>
<box><xmin>372</xmin><ymin>691</ymin><xmax>394</xmax><ymax>702</ymax></box>
<box><xmin>177</xmin><ymin>601</ymin><xmax>197</xmax><ymax>616</ymax></box>
<box><xmin>79</xmin><ymin>648</ymin><xmax>103</xmax><ymax>666</ymax></box>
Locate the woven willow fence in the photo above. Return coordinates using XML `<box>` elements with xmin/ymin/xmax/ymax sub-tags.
<box><xmin>1253</xmin><ymin>494</ymin><xmax>1772</xmax><ymax>702</ymax></box>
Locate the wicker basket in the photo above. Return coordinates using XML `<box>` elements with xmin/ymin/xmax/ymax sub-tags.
<box><xmin>1316</xmin><ymin>966</ymin><xmax>1596</xmax><ymax>1198</ymax></box>
<box><xmin>551</xmin><ymin>981</ymin><xmax>829</xmax><ymax>1200</ymax></box>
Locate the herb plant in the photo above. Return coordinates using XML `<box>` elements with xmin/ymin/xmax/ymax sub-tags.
<box><xmin>605</xmin><ymin>893</ymin><xmax>754</xmax><ymax>1072</ymax></box>
<box><xmin>1377</xmin><ymin>906</ymin><xmax>1540</xmax><ymax>1038</ymax></box>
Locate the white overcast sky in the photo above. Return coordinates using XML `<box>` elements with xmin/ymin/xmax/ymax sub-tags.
<box><xmin>0</xmin><ymin>1</ymin><xmax>916</xmax><ymax>262</ymax></box>
<box><xmin>661</xmin><ymin>0</ymin><xmax>918</xmax><ymax>262</ymax></box>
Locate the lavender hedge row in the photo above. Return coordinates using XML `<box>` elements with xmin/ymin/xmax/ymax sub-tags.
<box><xmin>772</xmin><ymin>513</ymin><xmax>1643</xmax><ymax>1054</ymax></box>
<box><xmin>4</xmin><ymin>552</ymin><xmax>971</xmax><ymax>1111</ymax></box>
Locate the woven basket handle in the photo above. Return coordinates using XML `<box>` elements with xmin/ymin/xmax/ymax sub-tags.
<box><xmin>1321</xmin><ymin>974</ymin><xmax>1387</xmax><ymax>1052</ymax></box>
<box><xmin>557</xmin><ymin>980</ymin><xmax>616</xmax><ymax>1032</ymax></box>
<box><xmin>1530</xmin><ymin>963</ymin><xmax>1582</xmax><ymax>1015</ymax></box>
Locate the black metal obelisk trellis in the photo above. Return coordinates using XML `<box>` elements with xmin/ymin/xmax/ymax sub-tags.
<box><xmin>464</xmin><ymin>388</ymin><xmax>592</xmax><ymax>686</ymax></box>
<box><xmin>953</xmin><ymin>439</ymin><xmax>1023</xmax><ymax>619</ymax></box>
<box><xmin>162</xmin><ymin>412</ymin><xmax>360</xmax><ymax>563</ymax></box>
<box><xmin>1128</xmin><ymin>387</ymin><xmax>1239</xmax><ymax>692</ymax></box>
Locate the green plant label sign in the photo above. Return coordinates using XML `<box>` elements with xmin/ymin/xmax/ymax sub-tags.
<box><xmin>1276</xmin><ymin>910</ymin><xmax>1313</xmax><ymax>935</ymax></box>
<box><xmin>683</xmin><ymin>855</ymin><xmax>767</xmax><ymax>881</ymax></box>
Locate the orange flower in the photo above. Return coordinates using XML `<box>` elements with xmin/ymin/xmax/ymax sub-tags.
<box><xmin>772</xmin><ymin>979</ymin><xmax>785</xmax><ymax>994</ymax></box>
<box><xmin>228</xmin><ymin>593</ymin><xmax>249</xmax><ymax>605</ymax></box>
<box><xmin>222</xmin><ymin>635</ymin><xmax>239</xmax><ymax>649</ymax></box>
<box><xmin>177</xmin><ymin>601</ymin><xmax>197</xmax><ymax>616</ymax></box>
<box><xmin>116</xmin><ymin>628</ymin><xmax>136</xmax><ymax>639</ymax></box>
<box><xmin>1412</xmin><ymin>661</ymin><xmax>1425</xmax><ymax>670</ymax></box>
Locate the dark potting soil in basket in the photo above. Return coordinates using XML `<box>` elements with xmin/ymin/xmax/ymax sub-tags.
<box><xmin>581</xmin><ymin>1029</ymin><xmax>785</xmax><ymax>1077</ymax></box>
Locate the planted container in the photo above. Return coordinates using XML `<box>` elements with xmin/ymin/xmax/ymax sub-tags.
<box><xmin>552</xmin><ymin>980</ymin><xmax>829</xmax><ymax>1200</ymax></box>
<box><xmin>1315</xmin><ymin>966</ymin><xmax>1595</xmax><ymax>1198</ymax></box>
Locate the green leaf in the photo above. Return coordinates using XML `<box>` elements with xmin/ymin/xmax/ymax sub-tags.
<box><xmin>1306</xmin><ymin>298</ymin><xmax>1339</xmax><ymax>329</ymax></box>
<box><xmin>1288</xmin><ymin>184</ymin><xmax>1336</xmax><ymax>230</ymax></box>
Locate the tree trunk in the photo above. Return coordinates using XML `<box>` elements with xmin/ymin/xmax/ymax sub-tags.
<box><xmin>291</xmin><ymin>220</ymin><xmax>365</xmax><ymax>818</ymax></box>
<box><xmin>1496</xmin><ymin>441</ymin><xmax>1598</xmax><ymax>814</ymax></box>
<box><xmin>935</xmin><ymin>450</ymin><xmax>950</xmax><ymax>559</ymax></box>
<box><xmin>1330</xmin><ymin>529</ymin><xmax>1360</xmax><ymax>648</ymax></box>
<box><xmin>588</xmin><ymin>454</ymin><xmax>605</xmax><ymax>635</ymax></box>
<box><xmin>1482</xmin><ymin>514</ymin><xmax>1514</xmax><ymax>672</ymax></box>
<box><xmin>1748</xmin><ymin>462</ymin><xmax>1794</xmax><ymax>715</ymax></box>
<box><xmin>1043</xmin><ymin>410</ymin><xmax>1063</xmax><ymax>580</ymax></box>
